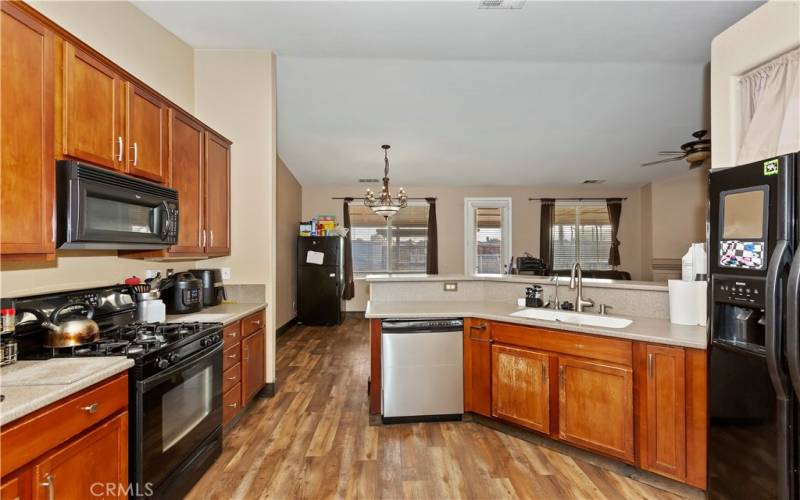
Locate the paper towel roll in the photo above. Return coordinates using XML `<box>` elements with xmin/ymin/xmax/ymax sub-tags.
<box><xmin>669</xmin><ymin>280</ymin><xmax>702</xmax><ymax>326</ymax></box>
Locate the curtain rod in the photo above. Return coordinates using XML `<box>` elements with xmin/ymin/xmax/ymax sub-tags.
<box><xmin>332</xmin><ymin>197</ymin><xmax>436</xmax><ymax>201</ymax></box>
<box><xmin>528</xmin><ymin>197</ymin><xmax>627</xmax><ymax>202</ymax></box>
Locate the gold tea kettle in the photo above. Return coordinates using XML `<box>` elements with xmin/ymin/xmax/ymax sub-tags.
<box><xmin>40</xmin><ymin>302</ymin><xmax>100</xmax><ymax>348</ymax></box>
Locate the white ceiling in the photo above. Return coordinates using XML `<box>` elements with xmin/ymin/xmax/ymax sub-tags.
<box><xmin>135</xmin><ymin>0</ymin><xmax>763</xmax><ymax>187</ymax></box>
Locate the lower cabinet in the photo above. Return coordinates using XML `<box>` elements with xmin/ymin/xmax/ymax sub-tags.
<box><xmin>221</xmin><ymin>308</ymin><xmax>266</xmax><ymax>428</ymax></box>
<box><xmin>491</xmin><ymin>344</ymin><xmax>550</xmax><ymax>433</ymax></box>
<box><xmin>242</xmin><ymin>328</ymin><xmax>265</xmax><ymax>404</ymax></box>
<box><xmin>463</xmin><ymin>318</ymin><xmax>492</xmax><ymax>416</ymax></box>
<box><xmin>558</xmin><ymin>356</ymin><xmax>634</xmax><ymax>462</ymax></box>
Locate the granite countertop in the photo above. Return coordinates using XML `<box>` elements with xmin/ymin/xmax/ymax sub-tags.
<box><xmin>165</xmin><ymin>302</ymin><xmax>267</xmax><ymax>325</ymax></box>
<box><xmin>364</xmin><ymin>274</ymin><xmax>668</xmax><ymax>292</ymax></box>
<box><xmin>365</xmin><ymin>300</ymin><xmax>707</xmax><ymax>349</ymax></box>
<box><xmin>0</xmin><ymin>357</ymin><xmax>134</xmax><ymax>426</ymax></box>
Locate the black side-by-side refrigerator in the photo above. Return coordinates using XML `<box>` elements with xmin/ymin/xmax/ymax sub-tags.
<box><xmin>297</xmin><ymin>236</ymin><xmax>345</xmax><ymax>325</ymax></box>
<box><xmin>708</xmin><ymin>152</ymin><xmax>798</xmax><ymax>499</ymax></box>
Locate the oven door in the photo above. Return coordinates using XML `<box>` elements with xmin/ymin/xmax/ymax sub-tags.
<box><xmin>135</xmin><ymin>344</ymin><xmax>222</xmax><ymax>491</ymax></box>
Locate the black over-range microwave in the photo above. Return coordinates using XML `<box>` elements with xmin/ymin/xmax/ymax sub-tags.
<box><xmin>56</xmin><ymin>161</ymin><xmax>179</xmax><ymax>249</ymax></box>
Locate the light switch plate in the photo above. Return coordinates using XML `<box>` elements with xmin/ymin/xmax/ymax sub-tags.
<box><xmin>221</xmin><ymin>268</ymin><xmax>231</xmax><ymax>280</ymax></box>
<box><xmin>443</xmin><ymin>282</ymin><xmax>458</xmax><ymax>292</ymax></box>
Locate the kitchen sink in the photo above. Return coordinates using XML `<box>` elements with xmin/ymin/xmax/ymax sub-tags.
<box><xmin>509</xmin><ymin>308</ymin><xmax>633</xmax><ymax>329</ymax></box>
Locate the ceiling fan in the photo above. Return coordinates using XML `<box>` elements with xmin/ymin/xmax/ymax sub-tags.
<box><xmin>641</xmin><ymin>130</ymin><xmax>711</xmax><ymax>169</ymax></box>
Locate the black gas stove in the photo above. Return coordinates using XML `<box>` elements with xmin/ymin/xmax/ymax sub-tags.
<box><xmin>10</xmin><ymin>284</ymin><xmax>223</xmax><ymax>499</ymax></box>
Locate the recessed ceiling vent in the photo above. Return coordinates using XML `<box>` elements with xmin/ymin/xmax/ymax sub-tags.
<box><xmin>478</xmin><ymin>0</ymin><xmax>526</xmax><ymax>9</ymax></box>
<box><xmin>582</xmin><ymin>179</ymin><xmax>606</xmax><ymax>184</ymax></box>
<box><xmin>359</xmin><ymin>178</ymin><xmax>380</xmax><ymax>183</ymax></box>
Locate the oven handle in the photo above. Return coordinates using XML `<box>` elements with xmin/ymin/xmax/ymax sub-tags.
<box><xmin>139</xmin><ymin>342</ymin><xmax>222</xmax><ymax>393</ymax></box>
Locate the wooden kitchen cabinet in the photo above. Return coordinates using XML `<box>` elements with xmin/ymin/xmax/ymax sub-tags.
<box><xmin>0</xmin><ymin>468</ymin><xmax>30</xmax><ymax>500</ymax></box>
<box><xmin>167</xmin><ymin>109</ymin><xmax>205</xmax><ymax>254</ymax></box>
<box><xmin>558</xmin><ymin>355</ymin><xmax>634</xmax><ymax>462</ymax></box>
<box><xmin>242</xmin><ymin>328</ymin><xmax>266</xmax><ymax>404</ymax></box>
<box><xmin>63</xmin><ymin>41</ymin><xmax>124</xmax><ymax>170</ymax></box>
<box><xmin>204</xmin><ymin>131</ymin><xmax>231</xmax><ymax>256</ymax></box>
<box><xmin>32</xmin><ymin>411</ymin><xmax>128</xmax><ymax>500</ymax></box>
<box><xmin>463</xmin><ymin>318</ymin><xmax>492</xmax><ymax>417</ymax></box>
<box><xmin>491</xmin><ymin>344</ymin><xmax>550</xmax><ymax>433</ymax></box>
<box><xmin>125</xmin><ymin>82</ymin><xmax>168</xmax><ymax>183</ymax></box>
<box><xmin>0</xmin><ymin>2</ymin><xmax>55</xmax><ymax>258</ymax></box>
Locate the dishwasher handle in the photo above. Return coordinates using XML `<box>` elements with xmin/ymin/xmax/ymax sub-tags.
<box><xmin>381</xmin><ymin>318</ymin><xmax>464</xmax><ymax>333</ymax></box>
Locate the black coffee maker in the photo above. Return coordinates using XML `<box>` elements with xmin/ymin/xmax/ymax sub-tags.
<box><xmin>189</xmin><ymin>269</ymin><xmax>226</xmax><ymax>307</ymax></box>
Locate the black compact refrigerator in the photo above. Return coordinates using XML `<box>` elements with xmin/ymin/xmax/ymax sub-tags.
<box><xmin>708</xmin><ymin>152</ymin><xmax>799</xmax><ymax>499</ymax></box>
<box><xmin>297</xmin><ymin>236</ymin><xmax>345</xmax><ymax>325</ymax></box>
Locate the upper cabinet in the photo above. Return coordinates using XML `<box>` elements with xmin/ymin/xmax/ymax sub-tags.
<box><xmin>125</xmin><ymin>82</ymin><xmax>168</xmax><ymax>183</ymax></box>
<box><xmin>63</xmin><ymin>42</ymin><xmax>124</xmax><ymax>171</ymax></box>
<box><xmin>1</xmin><ymin>3</ymin><xmax>231</xmax><ymax>261</ymax></box>
<box><xmin>205</xmin><ymin>131</ymin><xmax>231</xmax><ymax>256</ymax></box>
<box><xmin>0</xmin><ymin>2</ymin><xmax>55</xmax><ymax>257</ymax></box>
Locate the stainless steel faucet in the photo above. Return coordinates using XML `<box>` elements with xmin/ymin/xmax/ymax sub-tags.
<box><xmin>569</xmin><ymin>263</ymin><xmax>595</xmax><ymax>312</ymax></box>
<box><xmin>550</xmin><ymin>274</ymin><xmax>561</xmax><ymax>309</ymax></box>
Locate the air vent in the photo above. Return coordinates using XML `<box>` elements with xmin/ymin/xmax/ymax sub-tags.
<box><xmin>582</xmin><ymin>179</ymin><xmax>606</xmax><ymax>184</ymax></box>
<box><xmin>478</xmin><ymin>0</ymin><xmax>526</xmax><ymax>9</ymax></box>
<box><xmin>359</xmin><ymin>178</ymin><xmax>380</xmax><ymax>183</ymax></box>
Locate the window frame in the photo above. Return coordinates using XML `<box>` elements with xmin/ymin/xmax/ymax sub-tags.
<box><xmin>551</xmin><ymin>200</ymin><xmax>613</xmax><ymax>272</ymax></box>
<box><xmin>464</xmin><ymin>197</ymin><xmax>513</xmax><ymax>276</ymax></box>
<box><xmin>350</xmin><ymin>203</ymin><xmax>429</xmax><ymax>275</ymax></box>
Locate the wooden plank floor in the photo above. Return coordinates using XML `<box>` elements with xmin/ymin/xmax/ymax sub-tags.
<box><xmin>187</xmin><ymin>317</ymin><xmax>688</xmax><ymax>500</ymax></box>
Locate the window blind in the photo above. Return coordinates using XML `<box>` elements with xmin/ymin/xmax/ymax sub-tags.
<box><xmin>350</xmin><ymin>204</ymin><xmax>429</xmax><ymax>273</ymax></box>
<box><xmin>551</xmin><ymin>202</ymin><xmax>612</xmax><ymax>271</ymax></box>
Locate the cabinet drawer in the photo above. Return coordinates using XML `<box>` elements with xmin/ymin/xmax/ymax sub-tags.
<box><xmin>0</xmin><ymin>373</ymin><xmax>128</xmax><ymax>476</ymax></box>
<box><xmin>491</xmin><ymin>321</ymin><xmax>632</xmax><ymax>367</ymax></box>
<box><xmin>241</xmin><ymin>309</ymin><xmax>265</xmax><ymax>337</ymax></box>
<box><xmin>223</xmin><ymin>382</ymin><xmax>242</xmax><ymax>427</ymax></box>
<box><xmin>223</xmin><ymin>343</ymin><xmax>240</xmax><ymax>371</ymax></box>
<box><xmin>223</xmin><ymin>322</ymin><xmax>241</xmax><ymax>348</ymax></box>
<box><xmin>223</xmin><ymin>363</ymin><xmax>241</xmax><ymax>393</ymax></box>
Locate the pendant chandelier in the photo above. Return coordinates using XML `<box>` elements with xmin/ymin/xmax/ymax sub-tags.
<box><xmin>364</xmin><ymin>145</ymin><xmax>407</xmax><ymax>219</ymax></box>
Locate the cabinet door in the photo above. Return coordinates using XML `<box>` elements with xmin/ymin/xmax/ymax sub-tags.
<box><xmin>463</xmin><ymin>319</ymin><xmax>492</xmax><ymax>417</ymax></box>
<box><xmin>242</xmin><ymin>329</ymin><xmax>265</xmax><ymax>404</ymax></box>
<box><xmin>168</xmin><ymin>110</ymin><xmax>205</xmax><ymax>254</ymax></box>
<box><xmin>63</xmin><ymin>42</ymin><xmax>123</xmax><ymax>170</ymax></box>
<box><xmin>640</xmin><ymin>344</ymin><xmax>686</xmax><ymax>480</ymax></box>
<box><xmin>32</xmin><ymin>411</ymin><xmax>127</xmax><ymax>500</ymax></box>
<box><xmin>126</xmin><ymin>82</ymin><xmax>168</xmax><ymax>183</ymax></box>
<box><xmin>492</xmin><ymin>344</ymin><xmax>550</xmax><ymax>433</ymax></box>
<box><xmin>0</xmin><ymin>467</ymin><xmax>31</xmax><ymax>500</ymax></box>
<box><xmin>0</xmin><ymin>3</ymin><xmax>55</xmax><ymax>256</ymax></box>
<box><xmin>204</xmin><ymin>131</ymin><xmax>230</xmax><ymax>256</ymax></box>
<box><xmin>558</xmin><ymin>356</ymin><xmax>634</xmax><ymax>461</ymax></box>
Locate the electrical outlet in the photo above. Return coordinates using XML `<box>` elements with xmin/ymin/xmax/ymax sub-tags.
<box><xmin>145</xmin><ymin>269</ymin><xmax>159</xmax><ymax>279</ymax></box>
<box><xmin>443</xmin><ymin>282</ymin><xmax>458</xmax><ymax>292</ymax></box>
<box><xmin>221</xmin><ymin>268</ymin><xmax>231</xmax><ymax>280</ymax></box>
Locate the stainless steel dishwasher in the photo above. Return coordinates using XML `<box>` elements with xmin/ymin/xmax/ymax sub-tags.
<box><xmin>381</xmin><ymin>318</ymin><xmax>464</xmax><ymax>423</ymax></box>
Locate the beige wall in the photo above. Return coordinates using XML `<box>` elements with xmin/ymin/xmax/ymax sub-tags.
<box><xmin>276</xmin><ymin>157</ymin><xmax>302</xmax><ymax>328</ymax></box>
<box><xmin>1</xmin><ymin>1</ymin><xmax>199</xmax><ymax>297</ymax></box>
<box><xmin>303</xmin><ymin>185</ymin><xmax>643</xmax><ymax>311</ymax></box>
<box><xmin>711</xmin><ymin>0</ymin><xmax>800</xmax><ymax>169</ymax></box>
<box><xmin>29</xmin><ymin>0</ymin><xmax>195</xmax><ymax>111</ymax></box>
<box><xmin>193</xmin><ymin>50</ymin><xmax>278</xmax><ymax>383</ymax></box>
<box><xmin>639</xmin><ymin>183</ymin><xmax>654</xmax><ymax>281</ymax></box>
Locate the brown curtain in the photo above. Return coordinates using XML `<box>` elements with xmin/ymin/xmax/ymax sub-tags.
<box><xmin>342</xmin><ymin>198</ymin><xmax>355</xmax><ymax>300</ymax></box>
<box><xmin>607</xmin><ymin>198</ymin><xmax>623</xmax><ymax>268</ymax></box>
<box><xmin>539</xmin><ymin>199</ymin><xmax>555</xmax><ymax>271</ymax></box>
<box><xmin>425</xmin><ymin>198</ymin><xmax>438</xmax><ymax>274</ymax></box>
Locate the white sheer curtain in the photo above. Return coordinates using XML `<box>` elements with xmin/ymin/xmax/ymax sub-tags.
<box><xmin>738</xmin><ymin>48</ymin><xmax>800</xmax><ymax>164</ymax></box>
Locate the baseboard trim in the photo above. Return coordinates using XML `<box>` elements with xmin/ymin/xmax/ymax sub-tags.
<box><xmin>258</xmin><ymin>382</ymin><xmax>276</xmax><ymax>398</ymax></box>
<box><xmin>276</xmin><ymin>317</ymin><xmax>298</xmax><ymax>336</ymax></box>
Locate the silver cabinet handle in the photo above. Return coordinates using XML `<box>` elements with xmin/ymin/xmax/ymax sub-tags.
<box><xmin>253</xmin><ymin>319</ymin><xmax>261</xmax><ymax>326</ymax></box>
<box><xmin>202</xmin><ymin>229</ymin><xmax>207</xmax><ymax>247</ymax></box>
<box><xmin>227</xmin><ymin>375</ymin><xmax>238</xmax><ymax>381</ymax></box>
<box><xmin>226</xmin><ymin>402</ymin><xmax>238</xmax><ymax>409</ymax></box>
<box><xmin>40</xmin><ymin>473</ymin><xmax>54</xmax><ymax>500</ymax></box>
<box><xmin>210</xmin><ymin>230</ymin><xmax>214</xmax><ymax>247</ymax></box>
<box><xmin>227</xmin><ymin>353</ymin><xmax>238</xmax><ymax>359</ymax></box>
<box><xmin>80</xmin><ymin>403</ymin><xmax>99</xmax><ymax>414</ymax></box>
<box><xmin>130</xmin><ymin>142</ymin><xmax>138</xmax><ymax>166</ymax></box>
<box><xmin>647</xmin><ymin>353</ymin><xmax>654</xmax><ymax>379</ymax></box>
<box><xmin>227</xmin><ymin>331</ymin><xmax>238</xmax><ymax>338</ymax></box>
<box><xmin>116</xmin><ymin>136</ymin><xmax>123</xmax><ymax>162</ymax></box>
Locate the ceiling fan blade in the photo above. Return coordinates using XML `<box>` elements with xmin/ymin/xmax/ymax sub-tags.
<box><xmin>641</xmin><ymin>156</ymin><xmax>685</xmax><ymax>167</ymax></box>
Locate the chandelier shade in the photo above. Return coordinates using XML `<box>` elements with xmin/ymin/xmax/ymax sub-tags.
<box><xmin>364</xmin><ymin>145</ymin><xmax>407</xmax><ymax>219</ymax></box>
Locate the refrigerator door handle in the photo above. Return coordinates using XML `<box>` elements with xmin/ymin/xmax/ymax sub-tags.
<box><xmin>766</xmin><ymin>239</ymin><xmax>791</xmax><ymax>397</ymax></box>
<box><xmin>787</xmin><ymin>249</ymin><xmax>800</xmax><ymax>398</ymax></box>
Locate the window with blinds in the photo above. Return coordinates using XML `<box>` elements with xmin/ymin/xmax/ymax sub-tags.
<box><xmin>349</xmin><ymin>204</ymin><xmax>429</xmax><ymax>273</ymax></box>
<box><xmin>552</xmin><ymin>202</ymin><xmax>612</xmax><ymax>271</ymax></box>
